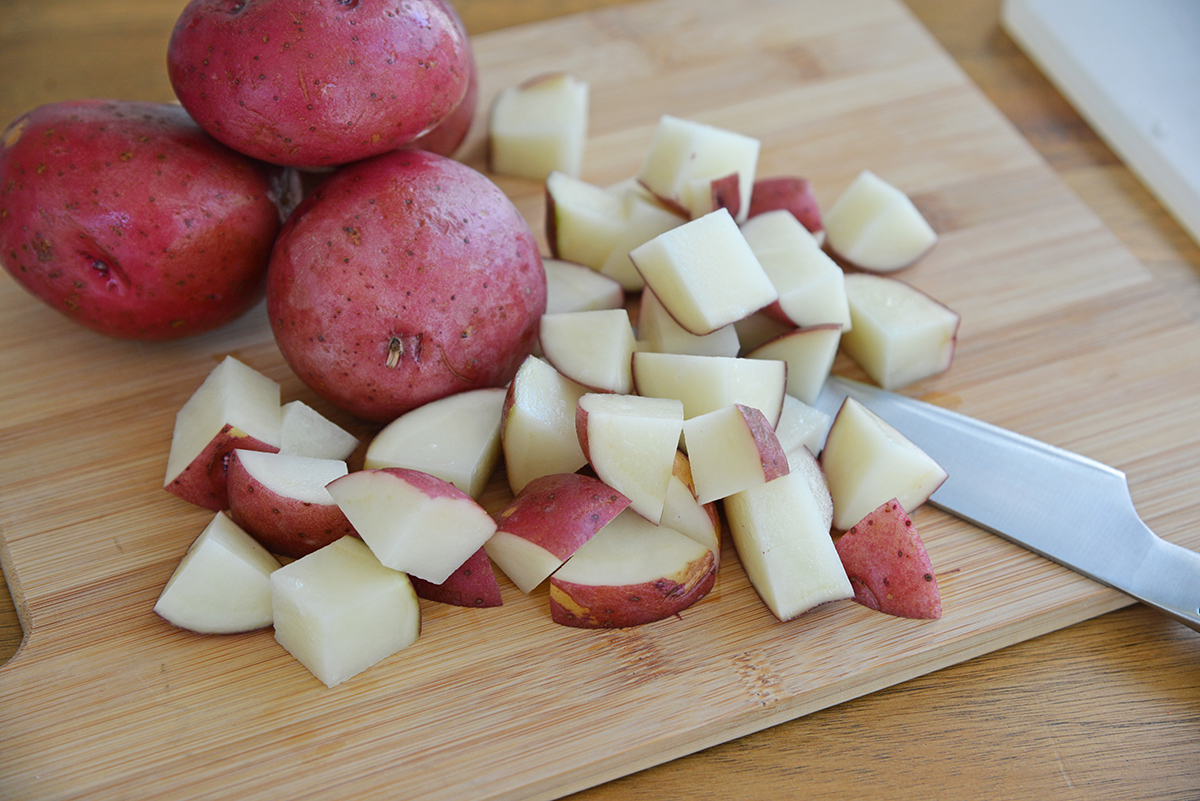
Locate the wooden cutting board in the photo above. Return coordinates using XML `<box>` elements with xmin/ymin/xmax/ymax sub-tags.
<box><xmin>4</xmin><ymin>0</ymin><xmax>1200</xmax><ymax>798</ymax></box>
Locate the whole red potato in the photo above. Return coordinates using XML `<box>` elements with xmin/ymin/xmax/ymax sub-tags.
<box><xmin>268</xmin><ymin>148</ymin><xmax>545</xmax><ymax>422</ymax></box>
<box><xmin>168</xmin><ymin>0</ymin><xmax>473</xmax><ymax>168</ymax></box>
<box><xmin>409</xmin><ymin>0</ymin><xmax>478</xmax><ymax>157</ymax></box>
<box><xmin>0</xmin><ymin>100</ymin><xmax>297</xmax><ymax>340</ymax></box>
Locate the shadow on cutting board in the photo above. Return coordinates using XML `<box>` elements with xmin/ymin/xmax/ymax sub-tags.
<box><xmin>0</xmin><ymin>563</ymin><xmax>22</xmax><ymax>666</ymax></box>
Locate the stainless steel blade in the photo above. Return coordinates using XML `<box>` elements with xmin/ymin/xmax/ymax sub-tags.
<box><xmin>814</xmin><ymin>375</ymin><xmax>1200</xmax><ymax>632</ymax></box>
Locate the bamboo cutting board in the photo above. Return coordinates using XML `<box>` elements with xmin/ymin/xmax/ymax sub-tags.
<box><xmin>3</xmin><ymin>0</ymin><xmax>1200</xmax><ymax>799</ymax></box>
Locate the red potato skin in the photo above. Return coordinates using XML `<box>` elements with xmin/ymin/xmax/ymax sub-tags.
<box><xmin>762</xmin><ymin>301</ymin><xmax>796</xmax><ymax>326</ymax></box>
<box><xmin>167</xmin><ymin>0</ymin><xmax>472</xmax><ymax>168</ymax></box>
<box><xmin>0</xmin><ymin>100</ymin><xmax>294</xmax><ymax>340</ymax></box>
<box><xmin>372</xmin><ymin>466</ymin><xmax>476</xmax><ymax>501</ymax></box>
<box><xmin>409</xmin><ymin>35</ymin><xmax>478</xmax><ymax>157</ymax></box>
<box><xmin>574</xmin><ymin>404</ymin><xmax>592</xmax><ymax>465</ymax></box>
<box><xmin>736</xmin><ymin>403</ymin><xmax>790</xmax><ymax>483</ymax></box>
<box><xmin>267</xmin><ymin>149</ymin><xmax>546</xmax><ymax>422</ymax></box>
<box><xmin>747</xmin><ymin>176</ymin><xmax>823</xmax><ymax>235</ymax></box>
<box><xmin>834</xmin><ymin>498</ymin><xmax>942</xmax><ymax>619</ymax></box>
<box><xmin>709</xmin><ymin>172</ymin><xmax>741</xmax><ymax>221</ymax></box>
<box><xmin>225</xmin><ymin>452</ymin><xmax>356</xmax><ymax>558</ymax></box>
<box><xmin>493</xmin><ymin>473</ymin><xmax>631</xmax><ymax>561</ymax></box>
<box><xmin>410</xmin><ymin>546</ymin><xmax>503</xmax><ymax>607</ymax></box>
<box><xmin>166</xmin><ymin>426</ymin><xmax>281</xmax><ymax>511</ymax></box>
<box><xmin>549</xmin><ymin>550</ymin><xmax>717</xmax><ymax>628</ymax></box>
<box><xmin>408</xmin><ymin>0</ymin><xmax>477</xmax><ymax>157</ymax></box>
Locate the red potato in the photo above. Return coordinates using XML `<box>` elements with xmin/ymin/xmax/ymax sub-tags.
<box><xmin>153</xmin><ymin>512</ymin><xmax>282</xmax><ymax>634</ymax></box>
<box><xmin>167</xmin><ymin>425</ymin><xmax>282</xmax><ymax>511</ymax></box>
<box><xmin>267</xmin><ymin>148</ymin><xmax>546</xmax><ymax>422</ymax></box>
<box><xmin>746</xmin><ymin>176</ymin><xmax>823</xmax><ymax>237</ymax></box>
<box><xmin>409</xmin><ymin>547</ymin><xmax>503</xmax><ymax>608</ymax></box>
<box><xmin>225</xmin><ymin>450</ymin><xmax>356</xmax><ymax>559</ymax></box>
<box><xmin>326</xmin><ymin>466</ymin><xmax>498</xmax><ymax>584</ymax></box>
<box><xmin>0</xmin><ymin>100</ymin><xmax>295</xmax><ymax>340</ymax></box>
<box><xmin>708</xmin><ymin>172</ymin><xmax>742</xmax><ymax>222</ymax></box>
<box><xmin>548</xmin><ymin>509</ymin><xmax>717</xmax><ymax>628</ymax></box>
<box><xmin>681</xmin><ymin>403</ymin><xmax>790</xmax><ymax>505</ymax></box>
<box><xmin>485</xmin><ymin>472</ymin><xmax>631</xmax><ymax>593</ymax></box>
<box><xmin>409</xmin><ymin>41</ymin><xmax>479</xmax><ymax>158</ymax></box>
<box><xmin>167</xmin><ymin>0</ymin><xmax>472</xmax><ymax>168</ymax></box>
<box><xmin>834</xmin><ymin>498</ymin><xmax>942</xmax><ymax>619</ymax></box>
<box><xmin>408</xmin><ymin>0</ymin><xmax>478</xmax><ymax>158</ymax></box>
<box><xmin>163</xmin><ymin>356</ymin><xmax>284</xmax><ymax>511</ymax></box>
<box><xmin>660</xmin><ymin>450</ymin><xmax>723</xmax><ymax>563</ymax></box>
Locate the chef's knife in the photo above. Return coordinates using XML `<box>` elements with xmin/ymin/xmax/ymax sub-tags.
<box><xmin>814</xmin><ymin>375</ymin><xmax>1200</xmax><ymax>632</ymax></box>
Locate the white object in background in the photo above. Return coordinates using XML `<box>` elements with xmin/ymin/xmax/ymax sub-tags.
<box><xmin>1001</xmin><ymin>0</ymin><xmax>1200</xmax><ymax>246</ymax></box>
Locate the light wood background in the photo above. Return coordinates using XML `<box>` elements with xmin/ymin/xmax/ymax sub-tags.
<box><xmin>2</xmin><ymin>1</ymin><xmax>1199</xmax><ymax>799</ymax></box>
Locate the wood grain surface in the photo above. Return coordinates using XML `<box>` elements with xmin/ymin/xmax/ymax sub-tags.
<box><xmin>2</xmin><ymin>1</ymin><xmax>1200</xmax><ymax>799</ymax></box>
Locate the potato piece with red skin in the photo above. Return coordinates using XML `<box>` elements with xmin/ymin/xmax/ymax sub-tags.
<box><xmin>0</xmin><ymin>100</ymin><xmax>294</xmax><ymax>340</ymax></box>
<box><xmin>167</xmin><ymin>425</ymin><xmax>281</xmax><ymax>511</ymax></box>
<box><xmin>747</xmin><ymin>176</ymin><xmax>823</xmax><ymax>238</ymax></box>
<box><xmin>167</xmin><ymin>0</ymin><xmax>472</xmax><ymax>168</ymax></box>
<box><xmin>267</xmin><ymin>149</ymin><xmax>546</xmax><ymax>422</ymax></box>
<box><xmin>225</xmin><ymin>450</ymin><xmax>357</xmax><ymax>559</ymax></box>
<box><xmin>326</xmin><ymin>466</ymin><xmax>497</xmax><ymax>584</ymax></box>
<box><xmin>486</xmin><ymin>472</ymin><xmax>631</xmax><ymax>593</ymax></box>
<box><xmin>834</xmin><ymin>498</ymin><xmax>942</xmax><ymax>619</ymax></box>
<box><xmin>409</xmin><ymin>547</ymin><xmax>503</xmax><ymax>608</ymax></box>
<box><xmin>661</xmin><ymin>450</ymin><xmax>723</xmax><ymax>564</ymax></box>
<box><xmin>548</xmin><ymin>509</ymin><xmax>718</xmax><ymax>629</ymax></box>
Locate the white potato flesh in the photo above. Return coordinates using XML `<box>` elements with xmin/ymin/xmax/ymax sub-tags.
<box><xmin>637</xmin><ymin>288</ymin><xmax>741</xmax><ymax>358</ymax></box>
<box><xmin>682</xmin><ymin>405</ymin><xmax>787</xmax><ymax>504</ymax></box>
<box><xmin>271</xmin><ymin>536</ymin><xmax>419</xmax><ymax>689</ymax></box>
<box><xmin>597</xmin><ymin>190</ymin><xmax>686</xmax><ymax>291</ymax></box>
<box><xmin>823</xmin><ymin>169</ymin><xmax>937</xmax><ymax>272</ymax></box>
<box><xmin>543</xmin><ymin>258</ymin><xmax>626</xmax><ymax>314</ymax></box>
<box><xmin>578</xmin><ymin>393</ymin><xmax>684</xmax><ymax>524</ymax></box>
<box><xmin>153</xmin><ymin>511</ymin><xmax>281</xmax><ymax>634</ymax></box>
<box><xmin>786</xmin><ymin>444</ymin><xmax>834</xmax><ymax>532</ymax></box>
<box><xmin>325</xmin><ymin>471</ymin><xmax>498</xmax><ymax>584</ymax></box>
<box><xmin>629</xmin><ymin>208</ymin><xmax>778</xmax><ymax>336</ymax></box>
<box><xmin>631</xmin><ymin>351</ymin><xmax>787</xmax><ymax>426</ymax></box>
<box><xmin>483</xmin><ymin>530</ymin><xmax>566</xmax><ymax>594</ymax></box>
<box><xmin>164</xmin><ymin>356</ymin><xmax>282</xmax><ymax>485</ymax></box>
<box><xmin>733</xmin><ymin>309</ymin><xmax>794</xmax><ymax>354</ymax></box>
<box><xmin>820</xmin><ymin>397</ymin><xmax>948</xmax><ymax>531</ymax></box>
<box><xmin>739</xmin><ymin>209</ymin><xmax>851</xmax><ymax>330</ymax></box>
<box><xmin>774</xmin><ymin>393</ymin><xmax>831</xmax><ymax>457</ymax></box>
<box><xmin>724</xmin><ymin>471</ymin><xmax>852</xmax><ymax>621</ymax></box>
<box><xmin>552</xmin><ymin>509</ymin><xmax>708</xmax><ymax>587</ymax></box>
<box><xmin>279</xmin><ymin>400</ymin><xmax>359</xmax><ymax>461</ymax></box>
<box><xmin>502</xmin><ymin>356</ymin><xmax>591</xmax><ymax>494</ymax></box>
<box><xmin>364</xmin><ymin>387</ymin><xmax>506</xmax><ymax>499</ymax></box>
<box><xmin>546</xmin><ymin>171</ymin><xmax>627</xmax><ymax>269</ymax></box>
<box><xmin>539</xmin><ymin>309</ymin><xmax>637</xmax><ymax>394</ymax></box>
<box><xmin>233</xmin><ymin>450</ymin><xmax>348</xmax><ymax>505</ymax></box>
<box><xmin>745</xmin><ymin>324</ymin><xmax>842</xmax><ymax>406</ymax></box>
<box><xmin>636</xmin><ymin>114</ymin><xmax>760</xmax><ymax>222</ymax></box>
<box><xmin>841</xmin><ymin>273</ymin><xmax>960</xmax><ymax>390</ymax></box>
<box><xmin>661</xmin><ymin>470</ymin><xmax>721</xmax><ymax>558</ymax></box>
<box><xmin>490</xmin><ymin>72</ymin><xmax>589</xmax><ymax>180</ymax></box>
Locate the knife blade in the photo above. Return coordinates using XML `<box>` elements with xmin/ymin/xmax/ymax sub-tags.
<box><xmin>814</xmin><ymin>375</ymin><xmax>1200</xmax><ymax>632</ymax></box>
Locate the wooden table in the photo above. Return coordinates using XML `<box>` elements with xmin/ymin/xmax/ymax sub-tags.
<box><xmin>1</xmin><ymin>1</ymin><xmax>1198</xmax><ymax>798</ymax></box>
